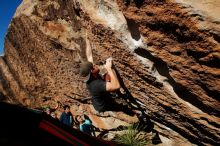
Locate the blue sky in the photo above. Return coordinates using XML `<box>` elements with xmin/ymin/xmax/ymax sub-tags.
<box><xmin>0</xmin><ymin>0</ymin><xmax>22</xmax><ymax>55</ymax></box>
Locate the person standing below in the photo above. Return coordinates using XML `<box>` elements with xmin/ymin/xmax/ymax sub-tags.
<box><xmin>44</xmin><ymin>107</ymin><xmax>51</xmax><ymax>115</ymax></box>
<box><xmin>76</xmin><ymin>115</ymin><xmax>96</xmax><ymax>136</ymax></box>
<box><xmin>51</xmin><ymin>112</ymin><xmax>59</xmax><ymax>121</ymax></box>
<box><xmin>60</xmin><ymin>105</ymin><xmax>73</xmax><ymax>127</ymax></box>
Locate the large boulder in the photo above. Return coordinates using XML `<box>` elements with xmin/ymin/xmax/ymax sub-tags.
<box><xmin>0</xmin><ymin>0</ymin><xmax>219</xmax><ymax>145</ymax></box>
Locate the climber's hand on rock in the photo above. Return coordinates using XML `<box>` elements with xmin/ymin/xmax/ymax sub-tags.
<box><xmin>105</xmin><ymin>57</ymin><xmax>113</xmax><ymax>70</ymax></box>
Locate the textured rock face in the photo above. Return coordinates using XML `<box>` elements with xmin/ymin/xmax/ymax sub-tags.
<box><xmin>0</xmin><ymin>0</ymin><xmax>220</xmax><ymax>145</ymax></box>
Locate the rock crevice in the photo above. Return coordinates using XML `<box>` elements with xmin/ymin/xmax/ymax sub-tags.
<box><xmin>0</xmin><ymin>0</ymin><xmax>220</xmax><ymax>145</ymax></box>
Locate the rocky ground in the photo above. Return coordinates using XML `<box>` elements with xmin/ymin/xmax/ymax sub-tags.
<box><xmin>0</xmin><ymin>0</ymin><xmax>219</xmax><ymax>145</ymax></box>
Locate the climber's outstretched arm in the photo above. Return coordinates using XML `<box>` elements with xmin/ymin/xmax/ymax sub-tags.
<box><xmin>105</xmin><ymin>59</ymin><xmax>120</xmax><ymax>91</ymax></box>
<box><xmin>86</xmin><ymin>32</ymin><xmax>93</xmax><ymax>63</ymax></box>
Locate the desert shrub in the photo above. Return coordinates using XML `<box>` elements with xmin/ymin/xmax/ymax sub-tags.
<box><xmin>113</xmin><ymin>124</ymin><xmax>149</xmax><ymax>146</ymax></box>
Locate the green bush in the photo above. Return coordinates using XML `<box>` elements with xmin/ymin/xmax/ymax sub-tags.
<box><xmin>113</xmin><ymin>124</ymin><xmax>149</xmax><ymax>146</ymax></box>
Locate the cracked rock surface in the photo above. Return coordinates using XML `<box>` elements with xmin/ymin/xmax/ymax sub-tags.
<box><xmin>0</xmin><ymin>0</ymin><xmax>219</xmax><ymax>145</ymax></box>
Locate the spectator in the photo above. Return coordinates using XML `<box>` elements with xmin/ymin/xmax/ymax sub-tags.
<box><xmin>60</xmin><ymin>105</ymin><xmax>73</xmax><ymax>127</ymax></box>
<box><xmin>76</xmin><ymin>115</ymin><xmax>95</xmax><ymax>136</ymax></box>
<box><xmin>45</xmin><ymin>107</ymin><xmax>51</xmax><ymax>115</ymax></box>
<box><xmin>51</xmin><ymin>112</ymin><xmax>59</xmax><ymax>120</ymax></box>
